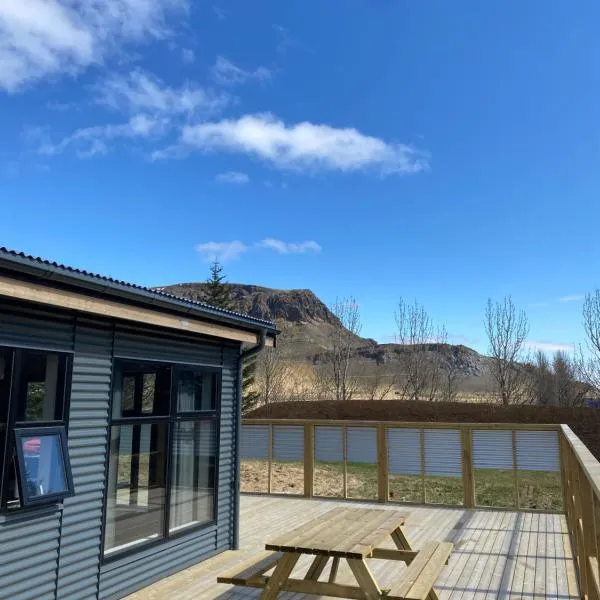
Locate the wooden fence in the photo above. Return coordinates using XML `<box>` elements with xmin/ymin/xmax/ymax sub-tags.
<box><xmin>561</xmin><ymin>424</ymin><xmax>600</xmax><ymax>600</ymax></box>
<box><xmin>240</xmin><ymin>419</ymin><xmax>600</xmax><ymax>598</ymax></box>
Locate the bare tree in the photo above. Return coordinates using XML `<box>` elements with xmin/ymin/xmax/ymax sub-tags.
<box><xmin>359</xmin><ymin>364</ymin><xmax>397</xmax><ymax>401</ymax></box>
<box><xmin>582</xmin><ymin>291</ymin><xmax>600</xmax><ymax>393</ymax></box>
<box><xmin>441</xmin><ymin>348</ymin><xmax>464</xmax><ymax>402</ymax></box>
<box><xmin>394</xmin><ymin>298</ymin><xmax>447</xmax><ymax>401</ymax></box>
<box><xmin>322</xmin><ymin>297</ymin><xmax>362</xmax><ymax>401</ymax></box>
<box><xmin>255</xmin><ymin>346</ymin><xmax>291</xmax><ymax>415</ymax></box>
<box><xmin>484</xmin><ymin>296</ymin><xmax>529</xmax><ymax>405</ymax></box>
<box><xmin>553</xmin><ymin>350</ymin><xmax>589</xmax><ymax>407</ymax></box>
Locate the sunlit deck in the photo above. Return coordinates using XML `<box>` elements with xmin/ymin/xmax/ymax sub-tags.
<box><xmin>125</xmin><ymin>494</ymin><xmax>579</xmax><ymax>599</ymax></box>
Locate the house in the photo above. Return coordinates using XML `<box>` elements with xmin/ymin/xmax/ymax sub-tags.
<box><xmin>0</xmin><ymin>248</ymin><xmax>277</xmax><ymax>600</ymax></box>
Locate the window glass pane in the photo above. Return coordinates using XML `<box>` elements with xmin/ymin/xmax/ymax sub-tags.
<box><xmin>0</xmin><ymin>348</ymin><xmax>11</xmax><ymax>470</ymax></box>
<box><xmin>18</xmin><ymin>432</ymin><xmax>68</xmax><ymax>498</ymax></box>
<box><xmin>169</xmin><ymin>420</ymin><xmax>216</xmax><ymax>533</ymax></box>
<box><xmin>177</xmin><ymin>371</ymin><xmax>217</xmax><ymax>412</ymax></box>
<box><xmin>18</xmin><ymin>351</ymin><xmax>64</xmax><ymax>422</ymax></box>
<box><xmin>104</xmin><ymin>423</ymin><xmax>168</xmax><ymax>556</ymax></box>
<box><xmin>112</xmin><ymin>361</ymin><xmax>170</xmax><ymax>417</ymax></box>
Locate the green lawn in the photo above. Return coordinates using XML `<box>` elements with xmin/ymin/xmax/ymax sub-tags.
<box><xmin>241</xmin><ymin>459</ymin><xmax>563</xmax><ymax>511</ymax></box>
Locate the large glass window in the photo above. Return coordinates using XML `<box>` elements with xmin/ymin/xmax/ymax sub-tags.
<box><xmin>0</xmin><ymin>348</ymin><xmax>72</xmax><ymax>511</ymax></box>
<box><xmin>103</xmin><ymin>360</ymin><xmax>219</xmax><ymax>559</ymax></box>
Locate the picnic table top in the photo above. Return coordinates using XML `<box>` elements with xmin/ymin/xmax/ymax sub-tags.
<box><xmin>265</xmin><ymin>507</ymin><xmax>409</xmax><ymax>559</ymax></box>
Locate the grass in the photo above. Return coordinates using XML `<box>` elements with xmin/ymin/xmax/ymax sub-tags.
<box><xmin>241</xmin><ymin>459</ymin><xmax>563</xmax><ymax>511</ymax></box>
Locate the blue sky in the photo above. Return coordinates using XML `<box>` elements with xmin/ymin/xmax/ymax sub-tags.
<box><xmin>1</xmin><ymin>1</ymin><xmax>599</xmax><ymax>354</ymax></box>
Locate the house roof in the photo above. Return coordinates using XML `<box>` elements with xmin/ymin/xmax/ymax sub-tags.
<box><xmin>0</xmin><ymin>247</ymin><xmax>277</xmax><ymax>334</ymax></box>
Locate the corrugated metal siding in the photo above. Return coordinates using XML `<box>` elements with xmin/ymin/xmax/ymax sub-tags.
<box><xmin>516</xmin><ymin>430</ymin><xmax>560</xmax><ymax>472</ymax></box>
<box><xmin>473</xmin><ymin>430</ymin><xmax>514</xmax><ymax>470</ymax></box>
<box><xmin>387</xmin><ymin>428</ymin><xmax>421</xmax><ymax>475</ymax></box>
<box><xmin>113</xmin><ymin>325</ymin><xmax>226</xmax><ymax>365</ymax></box>
<box><xmin>56</xmin><ymin>318</ymin><xmax>113</xmax><ymax>600</ymax></box>
<box><xmin>98</xmin><ymin>334</ymin><xmax>239</xmax><ymax>600</ymax></box>
<box><xmin>347</xmin><ymin>427</ymin><xmax>377</xmax><ymax>464</ymax></box>
<box><xmin>240</xmin><ymin>425</ymin><xmax>269</xmax><ymax>459</ymax></box>
<box><xmin>273</xmin><ymin>426</ymin><xmax>304</xmax><ymax>461</ymax></box>
<box><xmin>0</xmin><ymin>299</ymin><xmax>74</xmax><ymax>351</ymax></box>
<box><xmin>0</xmin><ymin>509</ymin><xmax>62</xmax><ymax>600</ymax></box>
<box><xmin>0</xmin><ymin>301</ymin><xmax>75</xmax><ymax>600</ymax></box>
<box><xmin>315</xmin><ymin>426</ymin><xmax>343</xmax><ymax>462</ymax></box>
<box><xmin>424</xmin><ymin>429</ymin><xmax>462</xmax><ymax>478</ymax></box>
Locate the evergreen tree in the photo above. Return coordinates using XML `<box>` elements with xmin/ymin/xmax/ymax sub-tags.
<box><xmin>204</xmin><ymin>260</ymin><xmax>233</xmax><ymax>310</ymax></box>
<box><xmin>203</xmin><ymin>260</ymin><xmax>260</xmax><ymax>412</ymax></box>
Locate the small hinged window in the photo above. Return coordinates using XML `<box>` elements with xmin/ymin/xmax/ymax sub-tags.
<box><xmin>13</xmin><ymin>425</ymin><xmax>74</xmax><ymax>507</ymax></box>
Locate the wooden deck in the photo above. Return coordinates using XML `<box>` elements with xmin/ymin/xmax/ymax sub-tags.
<box><xmin>125</xmin><ymin>495</ymin><xmax>579</xmax><ymax>600</ymax></box>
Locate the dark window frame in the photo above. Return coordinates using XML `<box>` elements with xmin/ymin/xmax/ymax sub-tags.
<box><xmin>101</xmin><ymin>359</ymin><xmax>221</xmax><ymax>563</ymax></box>
<box><xmin>0</xmin><ymin>347</ymin><xmax>73</xmax><ymax>513</ymax></box>
<box><xmin>13</xmin><ymin>425</ymin><xmax>74</xmax><ymax>507</ymax></box>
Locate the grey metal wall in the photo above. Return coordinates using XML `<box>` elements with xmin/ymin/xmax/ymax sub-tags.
<box><xmin>0</xmin><ymin>301</ymin><xmax>74</xmax><ymax>600</ymax></box>
<box><xmin>0</xmin><ymin>300</ymin><xmax>241</xmax><ymax>600</ymax></box>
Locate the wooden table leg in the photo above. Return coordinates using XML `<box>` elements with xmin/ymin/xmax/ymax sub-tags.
<box><xmin>347</xmin><ymin>558</ymin><xmax>382</xmax><ymax>600</ymax></box>
<box><xmin>329</xmin><ymin>557</ymin><xmax>340</xmax><ymax>583</ymax></box>
<box><xmin>259</xmin><ymin>552</ymin><xmax>300</xmax><ymax>599</ymax></box>
<box><xmin>305</xmin><ymin>555</ymin><xmax>329</xmax><ymax>581</ymax></box>
<box><xmin>391</xmin><ymin>527</ymin><xmax>441</xmax><ymax>600</ymax></box>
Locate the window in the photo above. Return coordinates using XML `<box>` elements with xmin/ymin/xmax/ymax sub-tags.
<box><xmin>103</xmin><ymin>360</ymin><xmax>219</xmax><ymax>559</ymax></box>
<box><xmin>0</xmin><ymin>348</ymin><xmax>73</xmax><ymax>511</ymax></box>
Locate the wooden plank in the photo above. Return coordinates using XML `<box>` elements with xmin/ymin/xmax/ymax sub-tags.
<box><xmin>343</xmin><ymin>424</ymin><xmax>348</xmax><ymax>499</ymax></box>
<box><xmin>420</xmin><ymin>428</ymin><xmax>426</xmax><ymax>504</ymax></box>
<box><xmin>347</xmin><ymin>558</ymin><xmax>383</xmax><ymax>600</ymax></box>
<box><xmin>512</xmin><ymin>430</ymin><xmax>520</xmax><ymax>510</ymax></box>
<box><xmin>370</xmin><ymin>548</ymin><xmax>419</xmax><ymax>562</ymax></box>
<box><xmin>244</xmin><ymin>418</ymin><xmax>563</xmax><ymax>431</ymax></box>
<box><xmin>378</xmin><ymin>423</ymin><xmax>389</xmax><ymax>503</ymax></box>
<box><xmin>304</xmin><ymin>423</ymin><xmax>314</xmax><ymax>498</ymax></box>
<box><xmin>259</xmin><ymin>551</ymin><xmax>300</xmax><ymax>600</ymax></box>
<box><xmin>588</xmin><ymin>557</ymin><xmax>600</xmax><ymax>600</ymax></box>
<box><xmin>304</xmin><ymin>554</ymin><xmax>329</xmax><ymax>581</ymax></box>
<box><xmin>217</xmin><ymin>551</ymin><xmax>283</xmax><ymax>586</ymax></box>
<box><xmin>345</xmin><ymin>511</ymin><xmax>409</xmax><ymax>556</ymax></box>
<box><xmin>462</xmin><ymin>426</ymin><xmax>475</xmax><ymax>508</ymax></box>
<box><xmin>388</xmin><ymin>542</ymin><xmax>452</xmax><ymax>600</ymax></box>
<box><xmin>0</xmin><ymin>274</ymin><xmax>264</xmax><ymax>344</ymax></box>
<box><xmin>329</xmin><ymin>557</ymin><xmax>340</xmax><ymax>583</ymax></box>
<box><xmin>267</xmin><ymin>424</ymin><xmax>273</xmax><ymax>495</ymax></box>
<box><xmin>249</xmin><ymin>575</ymin><xmax>365</xmax><ymax>599</ymax></box>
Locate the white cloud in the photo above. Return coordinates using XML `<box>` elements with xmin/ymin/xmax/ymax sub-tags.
<box><xmin>195</xmin><ymin>238</ymin><xmax>322</xmax><ymax>261</ymax></box>
<box><xmin>0</xmin><ymin>0</ymin><xmax>187</xmax><ymax>92</ymax></box>
<box><xmin>180</xmin><ymin>113</ymin><xmax>428</xmax><ymax>175</ymax></box>
<box><xmin>525</xmin><ymin>341</ymin><xmax>575</xmax><ymax>353</ymax></box>
<box><xmin>33</xmin><ymin>113</ymin><xmax>166</xmax><ymax>157</ymax></box>
<box><xmin>559</xmin><ymin>294</ymin><xmax>584</xmax><ymax>303</ymax></box>
<box><xmin>181</xmin><ymin>48</ymin><xmax>195</xmax><ymax>64</ymax></box>
<box><xmin>215</xmin><ymin>171</ymin><xmax>249</xmax><ymax>184</ymax></box>
<box><xmin>195</xmin><ymin>241</ymin><xmax>248</xmax><ymax>262</ymax></box>
<box><xmin>95</xmin><ymin>70</ymin><xmax>228</xmax><ymax>116</ymax></box>
<box><xmin>211</xmin><ymin>56</ymin><xmax>271</xmax><ymax>87</ymax></box>
<box><xmin>257</xmin><ymin>239</ymin><xmax>321</xmax><ymax>254</ymax></box>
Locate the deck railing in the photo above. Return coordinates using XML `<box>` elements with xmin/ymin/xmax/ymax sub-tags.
<box><xmin>240</xmin><ymin>418</ymin><xmax>600</xmax><ymax>598</ymax></box>
<box><xmin>561</xmin><ymin>425</ymin><xmax>600</xmax><ymax>600</ymax></box>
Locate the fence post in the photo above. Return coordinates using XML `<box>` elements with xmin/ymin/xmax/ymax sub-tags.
<box><xmin>377</xmin><ymin>424</ymin><xmax>388</xmax><ymax>503</ymax></box>
<box><xmin>574</xmin><ymin>463</ymin><xmax>588</xmax><ymax>596</ymax></box>
<box><xmin>267</xmin><ymin>423</ymin><xmax>273</xmax><ymax>495</ymax></box>
<box><xmin>581</xmin><ymin>474</ymin><xmax>597</xmax><ymax>600</ymax></box>
<box><xmin>304</xmin><ymin>423</ymin><xmax>314</xmax><ymax>498</ymax></box>
<box><xmin>461</xmin><ymin>427</ymin><xmax>475</xmax><ymax>509</ymax></box>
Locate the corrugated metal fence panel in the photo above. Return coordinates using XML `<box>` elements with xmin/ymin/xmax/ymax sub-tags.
<box><xmin>57</xmin><ymin>319</ymin><xmax>113</xmax><ymax>600</ymax></box>
<box><xmin>240</xmin><ymin>425</ymin><xmax>269</xmax><ymax>459</ymax></box>
<box><xmin>273</xmin><ymin>426</ymin><xmax>304</xmax><ymax>461</ymax></box>
<box><xmin>0</xmin><ymin>299</ymin><xmax>74</xmax><ymax>351</ymax></box>
<box><xmin>472</xmin><ymin>430</ymin><xmax>514</xmax><ymax>470</ymax></box>
<box><xmin>424</xmin><ymin>429</ymin><xmax>462</xmax><ymax>477</ymax></box>
<box><xmin>0</xmin><ymin>509</ymin><xmax>62</xmax><ymax>599</ymax></box>
<box><xmin>113</xmin><ymin>326</ymin><xmax>224</xmax><ymax>365</ymax></box>
<box><xmin>516</xmin><ymin>430</ymin><xmax>561</xmax><ymax>472</ymax></box>
<box><xmin>315</xmin><ymin>426</ymin><xmax>343</xmax><ymax>462</ymax></box>
<box><xmin>347</xmin><ymin>427</ymin><xmax>377</xmax><ymax>464</ymax></box>
<box><xmin>216</xmin><ymin>346</ymin><xmax>238</xmax><ymax>549</ymax></box>
<box><xmin>387</xmin><ymin>428</ymin><xmax>421</xmax><ymax>476</ymax></box>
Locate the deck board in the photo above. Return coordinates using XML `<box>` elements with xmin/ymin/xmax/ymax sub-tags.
<box><xmin>124</xmin><ymin>495</ymin><xmax>579</xmax><ymax>600</ymax></box>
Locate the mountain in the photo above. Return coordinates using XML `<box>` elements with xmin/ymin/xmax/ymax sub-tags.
<box><xmin>157</xmin><ymin>282</ymin><xmax>493</xmax><ymax>395</ymax></box>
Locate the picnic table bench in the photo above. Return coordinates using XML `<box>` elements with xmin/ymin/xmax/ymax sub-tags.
<box><xmin>218</xmin><ymin>507</ymin><xmax>452</xmax><ymax>599</ymax></box>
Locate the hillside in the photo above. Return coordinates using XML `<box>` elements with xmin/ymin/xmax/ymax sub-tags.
<box><xmin>158</xmin><ymin>282</ymin><xmax>494</xmax><ymax>395</ymax></box>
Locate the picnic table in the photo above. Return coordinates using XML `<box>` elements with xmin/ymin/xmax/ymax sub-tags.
<box><xmin>218</xmin><ymin>507</ymin><xmax>452</xmax><ymax>600</ymax></box>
